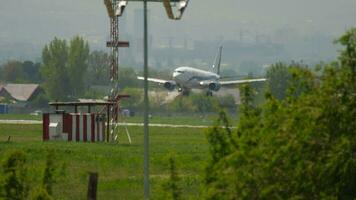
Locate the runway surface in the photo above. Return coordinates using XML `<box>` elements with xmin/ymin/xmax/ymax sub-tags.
<box><xmin>0</xmin><ymin>119</ymin><xmax>211</xmax><ymax>129</ymax></box>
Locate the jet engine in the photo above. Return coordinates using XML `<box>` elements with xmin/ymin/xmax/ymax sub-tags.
<box><xmin>208</xmin><ymin>82</ymin><xmax>221</xmax><ymax>91</ymax></box>
<box><xmin>164</xmin><ymin>81</ymin><xmax>176</xmax><ymax>91</ymax></box>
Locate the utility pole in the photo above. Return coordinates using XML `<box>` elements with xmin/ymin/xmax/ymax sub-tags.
<box><xmin>143</xmin><ymin>0</ymin><xmax>150</xmax><ymax>199</ymax></box>
<box><xmin>142</xmin><ymin>1</ymin><xmax>189</xmax><ymax>198</ymax></box>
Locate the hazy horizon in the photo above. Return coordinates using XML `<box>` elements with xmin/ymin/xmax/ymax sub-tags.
<box><xmin>1</xmin><ymin>0</ymin><xmax>355</xmax><ymax>64</ymax></box>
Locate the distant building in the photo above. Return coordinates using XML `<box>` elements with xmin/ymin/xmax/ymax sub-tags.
<box><xmin>0</xmin><ymin>104</ymin><xmax>8</xmax><ymax>114</ymax></box>
<box><xmin>0</xmin><ymin>84</ymin><xmax>10</xmax><ymax>102</ymax></box>
<box><xmin>0</xmin><ymin>84</ymin><xmax>42</xmax><ymax>102</ymax></box>
<box><xmin>0</xmin><ymin>83</ymin><xmax>9</xmax><ymax>113</ymax></box>
<box><xmin>0</xmin><ymin>84</ymin><xmax>45</xmax><ymax>113</ymax></box>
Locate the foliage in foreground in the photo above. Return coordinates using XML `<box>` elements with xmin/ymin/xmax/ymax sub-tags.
<box><xmin>156</xmin><ymin>154</ymin><xmax>183</xmax><ymax>200</ymax></box>
<box><xmin>1</xmin><ymin>150</ymin><xmax>29</xmax><ymax>200</ymax></box>
<box><xmin>205</xmin><ymin>29</ymin><xmax>356</xmax><ymax>199</ymax></box>
<box><xmin>0</xmin><ymin>150</ymin><xmax>56</xmax><ymax>200</ymax></box>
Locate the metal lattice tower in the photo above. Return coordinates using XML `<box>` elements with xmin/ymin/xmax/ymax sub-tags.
<box><xmin>109</xmin><ymin>6</ymin><xmax>119</xmax><ymax>142</ymax></box>
<box><xmin>104</xmin><ymin>0</ymin><xmax>129</xmax><ymax>142</ymax></box>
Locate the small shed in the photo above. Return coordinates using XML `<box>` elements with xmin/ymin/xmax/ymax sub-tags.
<box><xmin>43</xmin><ymin>100</ymin><xmax>123</xmax><ymax>142</ymax></box>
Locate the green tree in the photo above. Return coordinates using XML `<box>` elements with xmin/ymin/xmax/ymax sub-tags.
<box><xmin>205</xmin><ymin>29</ymin><xmax>356</xmax><ymax>199</ymax></box>
<box><xmin>29</xmin><ymin>93</ymin><xmax>49</xmax><ymax>108</ymax></box>
<box><xmin>266</xmin><ymin>62</ymin><xmax>291</xmax><ymax>100</ymax></box>
<box><xmin>191</xmin><ymin>94</ymin><xmax>219</xmax><ymax>113</ymax></box>
<box><xmin>41</xmin><ymin>36</ymin><xmax>90</xmax><ymax>100</ymax></box>
<box><xmin>67</xmin><ymin>36</ymin><xmax>90</xmax><ymax>96</ymax></box>
<box><xmin>1</xmin><ymin>60</ymin><xmax>26</xmax><ymax>83</ymax></box>
<box><xmin>87</xmin><ymin>50</ymin><xmax>110</xmax><ymax>86</ymax></box>
<box><xmin>87</xmin><ymin>50</ymin><xmax>138</xmax><ymax>89</ymax></box>
<box><xmin>168</xmin><ymin>95</ymin><xmax>197</xmax><ymax>113</ymax></box>
<box><xmin>162</xmin><ymin>155</ymin><xmax>182</xmax><ymax>200</ymax></box>
<box><xmin>217</xmin><ymin>95</ymin><xmax>236</xmax><ymax>110</ymax></box>
<box><xmin>22</xmin><ymin>61</ymin><xmax>41</xmax><ymax>83</ymax></box>
<box><xmin>168</xmin><ymin>93</ymin><xmax>219</xmax><ymax>113</ymax></box>
<box><xmin>121</xmin><ymin>87</ymin><xmax>143</xmax><ymax>110</ymax></box>
<box><xmin>205</xmin><ymin>110</ymin><xmax>235</xmax><ymax>200</ymax></box>
<box><xmin>1</xmin><ymin>150</ymin><xmax>29</xmax><ymax>200</ymax></box>
<box><xmin>118</xmin><ymin>67</ymin><xmax>139</xmax><ymax>88</ymax></box>
<box><xmin>266</xmin><ymin>62</ymin><xmax>312</xmax><ymax>101</ymax></box>
<box><xmin>0</xmin><ymin>60</ymin><xmax>41</xmax><ymax>83</ymax></box>
<box><xmin>41</xmin><ymin>37</ymin><xmax>70</xmax><ymax>100</ymax></box>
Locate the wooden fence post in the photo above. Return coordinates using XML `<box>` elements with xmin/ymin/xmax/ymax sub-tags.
<box><xmin>87</xmin><ymin>172</ymin><xmax>98</xmax><ymax>200</ymax></box>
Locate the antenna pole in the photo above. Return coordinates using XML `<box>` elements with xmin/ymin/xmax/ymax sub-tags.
<box><xmin>143</xmin><ymin>0</ymin><xmax>150</xmax><ymax>199</ymax></box>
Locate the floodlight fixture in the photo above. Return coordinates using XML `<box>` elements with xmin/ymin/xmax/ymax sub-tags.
<box><xmin>112</xmin><ymin>0</ymin><xmax>189</xmax><ymax>20</ymax></box>
<box><xmin>116</xmin><ymin>0</ymin><xmax>128</xmax><ymax>16</ymax></box>
<box><xmin>163</xmin><ymin>0</ymin><xmax>189</xmax><ymax>20</ymax></box>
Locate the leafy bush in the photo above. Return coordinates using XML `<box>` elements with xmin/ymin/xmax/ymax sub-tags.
<box><xmin>168</xmin><ymin>93</ymin><xmax>219</xmax><ymax>113</ymax></box>
<box><xmin>0</xmin><ymin>150</ymin><xmax>57</xmax><ymax>200</ymax></box>
<box><xmin>165</xmin><ymin>156</ymin><xmax>182</xmax><ymax>200</ymax></box>
<box><xmin>29</xmin><ymin>187</ymin><xmax>53</xmax><ymax>200</ymax></box>
<box><xmin>205</xmin><ymin>29</ymin><xmax>356</xmax><ymax>199</ymax></box>
<box><xmin>43</xmin><ymin>151</ymin><xmax>55</xmax><ymax>195</ymax></box>
<box><xmin>1</xmin><ymin>150</ymin><xmax>29</xmax><ymax>200</ymax></box>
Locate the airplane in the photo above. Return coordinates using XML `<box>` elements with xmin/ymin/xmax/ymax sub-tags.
<box><xmin>137</xmin><ymin>46</ymin><xmax>267</xmax><ymax>96</ymax></box>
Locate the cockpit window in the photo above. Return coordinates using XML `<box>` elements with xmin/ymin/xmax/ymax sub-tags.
<box><xmin>175</xmin><ymin>70</ymin><xmax>184</xmax><ymax>73</ymax></box>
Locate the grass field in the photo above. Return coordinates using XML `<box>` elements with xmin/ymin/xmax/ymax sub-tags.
<box><xmin>123</xmin><ymin>114</ymin><xmax>223</xmax><ymax>126</ymax></box>
<box><xmin>0</xmin><ymin>113</ymin><xmax>237</xmax><ymax>126</ymax></box>
<box><xmin>0</xmin><ymin>123</ymin><xmax>209</xmax><ymax>199</ymax></box>
<box><xmin>0</xmin><ymin>114</ymin><xmax>42</xmax><ymax>121</ymax></box>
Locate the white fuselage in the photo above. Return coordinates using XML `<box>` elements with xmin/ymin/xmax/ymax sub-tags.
<box><xmin>172</xmin><ymin>66</ymin><xmax>220</xmax><ymax>89</ymax></box>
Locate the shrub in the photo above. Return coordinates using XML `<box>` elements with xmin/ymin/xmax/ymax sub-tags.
<box><xmin>1</xmin><ymin>150</ymin><xmax>29</xmax><ymax>200</ymax></box>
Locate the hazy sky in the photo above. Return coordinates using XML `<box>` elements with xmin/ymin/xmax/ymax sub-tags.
<box><xmin>0</xmin><ymin>0</ymin><xmax>355</xmax><ymax>48</ymax></box>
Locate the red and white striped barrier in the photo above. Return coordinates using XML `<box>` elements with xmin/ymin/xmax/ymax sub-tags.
<box><xmin>43</xmin><ymin>113</ymin><xmax>106</xmax><ymax>142</ymax></box>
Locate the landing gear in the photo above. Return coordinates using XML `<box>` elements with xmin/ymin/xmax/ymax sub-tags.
<box><xmin>182</xmin><ymin>90</ymin><xmax>190</xmax><ymax>96</ymax></box>
<box><xmin>178</xmin><ymin>87</ymin><xmax>190</xmax><ymax>96</ymax></box>
<box><xmin>177</xmin><ymin>86</ymin><xmax>190</xmax><ymax>96</ymax></box>
<box><xmin>206</xmin><ymin>91</ymin><xmax>213</xmax><ymax>96</ymax></box>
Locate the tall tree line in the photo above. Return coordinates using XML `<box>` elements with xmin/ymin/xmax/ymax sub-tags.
<box><xmin>41</xmin><ymin>36</ymin><xmax>89</xmax><ymax>100</ymax></box>
<box><xmin>0</xmin><ymin>60</ymin><xmax>41</xmax><ymax>83</ymax></box>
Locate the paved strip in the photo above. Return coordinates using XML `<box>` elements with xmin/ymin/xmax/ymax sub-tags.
<box><xmin>0</xmin><ymin>120</ymin><xmax>211</xmax><ymax>129</ymax></box>
<box><xmin>120</xmin><ymin>122</ymin><xmax>210</xmax><ymax>129</ymax></box>
<box><xmin>0</xmin><ymin>120</ymin><xmax>42</xmax><ymax>124</ymax></box>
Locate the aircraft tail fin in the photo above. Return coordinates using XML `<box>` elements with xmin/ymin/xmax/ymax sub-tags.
<box><xmin>212</xmin><ymin>46</ymin><xmax>223</xmax><ymax>75</ymax></box>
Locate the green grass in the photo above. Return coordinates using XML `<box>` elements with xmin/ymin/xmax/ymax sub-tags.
<box><xmin>0</xmin><ymin>124</ymin><xmax>209</xmax><ymax>199</ymax></box>
<box><xmin>0</xmin><ymin>114</ymin><xmax>42</xmax><ymax>120</ymax></box>
<box><xmin>123</xmin><ymin>113</ymin><xmax>237</xmax><ymax>126</ymax></box>
<box><xmin>0</xmin><ymin>113</ymin><xmax>238</xmax><ymax>126</ymax></box>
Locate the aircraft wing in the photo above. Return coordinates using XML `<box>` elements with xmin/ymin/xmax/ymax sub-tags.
<box><xmin>219</xmin><ymin>78</ymin><xmax>267</xmax><ymax>85</ymax></box>
<box><xmin>137</xmin><ymin>76</ymin><xmax>172</xmax><ymax>84</ymax></box>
